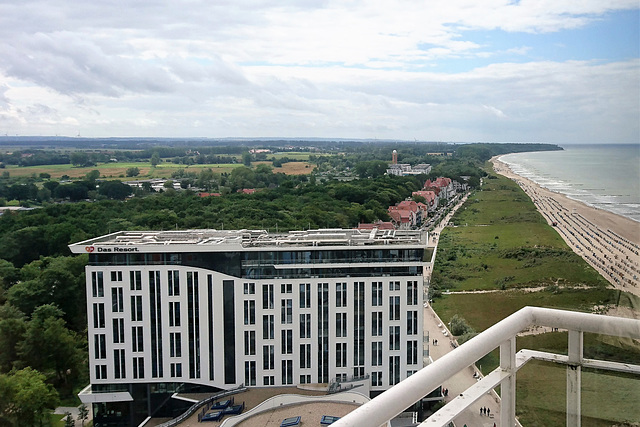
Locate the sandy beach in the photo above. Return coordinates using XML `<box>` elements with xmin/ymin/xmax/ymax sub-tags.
<box><xmin>492</xmin><ymin>156</ymin><xmax>640</xmax><ymax>297</ymax></box>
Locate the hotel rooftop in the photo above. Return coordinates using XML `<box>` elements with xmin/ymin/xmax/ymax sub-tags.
<box><xmin>72</xmin><ymin>228</ymin><xmax>427</xmax><ymax>250</ymax></box>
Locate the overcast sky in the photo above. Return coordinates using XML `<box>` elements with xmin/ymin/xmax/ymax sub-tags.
<box><xmin>0</xmin><ymin>0</ymin><xmax>638</xmax><ymax>143</ymax></box>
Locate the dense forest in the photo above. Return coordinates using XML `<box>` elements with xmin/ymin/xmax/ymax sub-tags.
<box><xmin>0</xmin><ymin>140</ymin><xmax>560</xmax><ymax>425</ymax></box>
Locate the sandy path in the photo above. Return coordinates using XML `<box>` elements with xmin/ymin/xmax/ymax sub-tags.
<box><xmin>491</xmin><ymin>156</ymin><xmax>640</xmax><ymax>297</ymax></box>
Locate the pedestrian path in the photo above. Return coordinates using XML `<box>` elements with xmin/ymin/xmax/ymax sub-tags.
<box><xmin>423</xmin><ymin>305</ymin><xmax>501</xmax><ymax>427</ymax></box>
<box><xmin>423</xmin><ymin>191</ymin><xmax>505</xmax><ymax>427</ymax></box>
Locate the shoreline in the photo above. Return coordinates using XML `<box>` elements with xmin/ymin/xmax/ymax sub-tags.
<box><xmin>500</xmin><ymin>153</ymin><xmax>640</xmax><ymax>227</ymax></box>
<box><xmin>491</xmin><ymin>155</ymin><xmax>640</xmax><ymax>297</ymax></box>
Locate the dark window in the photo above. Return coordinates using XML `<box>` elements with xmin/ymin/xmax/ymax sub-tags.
<box><xmin>92</xmin><ymin>271</ymin><xmax>104</xmax><ymax>297</ymax></box>
<box><xmin>188</xmin><ymin>272</ymin><xmax>201</xmax><ymax>379</ymax></box>
<box><xmin>208</xmin><ymin>275</ymin><xmax>214</xmax><ymax>381</ymax></box>
<box><xmin>223</xmin><ymin>279</ymin><xmax>235</xmax><ymax>384</ymax></box>
<box><xmin>149</xmin><ymin>271</ymin><xmax>163</xmax><ymax>378</ymax></box>
<box><xmin>129</xmin><ymin>270</ymin><xmax>142</xmax><ymax>290</ymax></box>
<box><xmin>111</xmin><ymin>287</ymin><xmax>124</xmax><ymax>312</ymax></box>
<box><xmin>93</xmin><ymin>303</ymin><xmax>105</xmax><ymax>328</ymax></box>
<box><xmin>317</xmin><ymin>283</ymin><xmax>329</xmax><ymax>383</ymax></box>
<box><xmin>94</xmin><ymin>334</ymin><xmax>106</xmax><ymax>359</ymax></box>
<box><xmin>132</xmin><ymin>326</ymin><xmax>143</xmax><ymax>352</ymax></box>
<box><xmin>168</xmin><ymin>270</ymin><xmax>180</xmax><ymax>296</ymax></box>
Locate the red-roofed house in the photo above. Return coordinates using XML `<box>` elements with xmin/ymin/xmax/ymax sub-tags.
<box><xmin>237</xmin><ymin>188</ymin><xmax>257</xmax><ymax>194</ymax></box>
<box><xmin>412</xmin><ymin>190</ymin><xmax>438</xmax><ymax>211</ymax></box>
<box><xmin>388</xmin><ymin>200</ymin><xmax>429</xmax><ymax>229</ymax></box>
<box><xmin>424</xmin><ymin>177</ymin><xmax>455</xmax><ymax>200</ymax></box>
<box><xmin>388</xmin><ymin>206</ymin><xmax>415</xmax><ymax>229</ymax></box>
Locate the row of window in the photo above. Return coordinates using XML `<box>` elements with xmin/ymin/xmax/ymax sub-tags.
<box><xmin>95</xmin><ymin>306</ymin><xmax>417</xmax><ymax>358</ymax></box>
<box><xmin>95</xmin><ymin>357</ymin><xmax>182</xmax><ymax>381</ymax></box>
<box><xmin>94</xmin><ymin>273</ymin><xmax>419</xmax><ymax>309</ymax></box>
<box><xmin>240</xmin><ymin>308</ymin><xmax>419</xmax><ymax>340</ymax></box>
<box><xmin>95</xmin><ymin>339</ymin><xmax>419</xmax><ymax>383</ymax></box>
<box><xmin>242</xmin><ymin>337</ymin><xmax>420</xmax><ymax>368</ymax></box>
<box><xmin>93</xmin><ymin>296</ymin><xmax>182</xmax><ymax>329</ymax></box>
<box><xmin>241</xmin><ymin>248</ymin><xmax>424</xmax><ymax>265</ymax></box>
<box><xmin>248</xmin><ymin>281</ymin><xmax>419</xmax><ymax>309</ymax></box>
<box><xmin>93</xmin><ymin>270</ymin><xmax>182</xmax><ymax>296</ymax></box>
<box><xmin>94</xmin><ymin>280</ymin><xmax>419</xmax><ymax>344</ymax></box>
<box><xmin>90</xmin><ymin>248</ymin><xmax>425</xmax><ymax>268</ymax></box>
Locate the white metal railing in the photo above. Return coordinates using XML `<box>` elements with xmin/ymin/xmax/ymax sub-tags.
<box><xmin>332</xmin><ymin>306</ymin><xmax>640</xmax><ymax>427</ymax></box>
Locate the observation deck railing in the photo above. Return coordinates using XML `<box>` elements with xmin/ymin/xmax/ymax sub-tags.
<box><xmin>332</xmin><ymin>306</ymin><xmax>640</xmax><ymax>427</ymax></box>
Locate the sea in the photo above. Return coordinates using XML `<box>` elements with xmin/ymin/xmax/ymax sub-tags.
<box><xmin>499</xmin><ymin>144</ymin><xmax>640</xmax><ymax>223</ymax></box>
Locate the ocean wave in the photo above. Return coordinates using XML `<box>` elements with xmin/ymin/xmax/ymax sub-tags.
<box><xmin>499</xmin><ymin>148</ymin><xmax>640</xmax><ymax>223</ymax></box>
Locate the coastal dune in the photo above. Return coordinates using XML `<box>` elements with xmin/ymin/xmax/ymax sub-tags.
<box><xmin>492</xmin><ymin>156</ymin><xmax>640</xmax><ymax>297</ymax></box>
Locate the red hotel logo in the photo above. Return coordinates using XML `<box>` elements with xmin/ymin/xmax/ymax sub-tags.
<box><xmin>85</xmin><ymin>246</ymin><xmax>95</xmax><ymax>253</ymax></box>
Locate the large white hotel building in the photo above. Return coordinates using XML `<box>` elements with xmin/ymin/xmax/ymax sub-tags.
<box><xmin>70</xmin><ymin>228</ymin><xmax>428</xmax><ymax>426</ymax></box>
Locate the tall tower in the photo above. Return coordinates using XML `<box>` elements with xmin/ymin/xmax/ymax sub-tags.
<box><xmin>392</xmin><ymin>149</ymin><xmax>398</xmax><ymax>164</ymax></box>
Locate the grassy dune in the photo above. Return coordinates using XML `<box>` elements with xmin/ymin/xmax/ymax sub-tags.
<box><xmin>433</xmin><ymin>172</ymin><xmax>608</xmax><ymax>291</ymax></box>
<box><xmin>431</xmin><ymin>167</ymin><xmax>640</xmax><ymax>426</ymax></box>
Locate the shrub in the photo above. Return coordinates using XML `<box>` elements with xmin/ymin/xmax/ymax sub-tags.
<box><xmin>450</xmin><ymin>314</ymin><xmax>475</xmax><ymax>336</ymax></box>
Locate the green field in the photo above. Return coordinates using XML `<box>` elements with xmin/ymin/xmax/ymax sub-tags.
<box><xmin>3</xmin><ymin>162</ymin><xmax>246</xmax><ymax>179</ymax></box>
<box><xmin>432</xmin><ymin>288</ymin><xmax>620</xmax><ymax>333</ymax></box>
<box><xmin>430</xmin><ymin>165</ymin><xmax>640</xmax><ymax>426</ymax></box>
<box><xmin>2</xmin><ymin>154</ymin><xmax>318</xmax><ymax>179</ymax></box>
<box><xmin>432</xmin><ymin>172</ymin><xmax>608</xmax><ymax>291</ymax></box>
<box><xmin>516</xmin><ymin>360</ymin><xmax>640</xmax><ymax>426</ymax></box>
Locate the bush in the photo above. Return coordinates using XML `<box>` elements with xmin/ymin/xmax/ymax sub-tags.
<box><xmin>458</xmin><ymin>331</ymin><xmax>478</xmax><ymax>344</ymax></box>
<box><xmin>450</xmin><ymin>314</ymin><xmax>475</xmax><ymax>336</ymax></box>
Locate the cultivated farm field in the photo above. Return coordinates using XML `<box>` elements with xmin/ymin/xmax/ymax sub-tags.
<box><xmin>3</xmin><ymin>160</ymin><xmax>313</xmax><ymax>179</ymax></box>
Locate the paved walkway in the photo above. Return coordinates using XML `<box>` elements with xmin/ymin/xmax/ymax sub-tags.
<box><xmin>423</xmin><ymin>306</ymin><xmax>501</xmax><ymax>427</ymax></box>
<box><xmin>423</xmin><ymin>192</ymin><xmax>503</xmax><ymax>427</ymax></box>
<box><xmin>53</xmin><ymin>405</ymin><xmax>92</xmax><ymax>426</ymax></box>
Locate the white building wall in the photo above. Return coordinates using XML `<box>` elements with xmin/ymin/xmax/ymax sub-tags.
<box><xmin>86</xmin><ymin>265</ymin><xmax>425</xmax><ymax>393</ymax></box>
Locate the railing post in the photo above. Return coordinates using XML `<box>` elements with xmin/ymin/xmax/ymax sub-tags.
<box><xmin>567</xmin><ymin>330</ymin><xmax>583</xmax><ymax>427</ymax></box>
<box><xmin>500</xmin><ymin>337</ymin><xmax>516</xmax><ymax>427</ymax></box>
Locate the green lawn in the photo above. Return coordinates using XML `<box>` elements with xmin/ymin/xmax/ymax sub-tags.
<box><xmin>430</xmin><ymin>166</ymin><xmax>640</xmax><ymax>426</ymax></box>
<box><xmin>432</xmin><ymin>288</ymin><xmax>620</xmax><ymax>333</ymax></box>
<box><xmin>516</xmin><ymin>361</ymin><xmax>640</xmax><ymax>426</ymax></box>
<box><xmin>4</xmin><ymin>162</ymin><xmax>244</xmax><ymax>179</ymax></box>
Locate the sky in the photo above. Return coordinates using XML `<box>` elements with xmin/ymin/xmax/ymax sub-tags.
<box><xmin>0</xmin><ymin>0</ymin><xmax>638</xmax><ymax>143</ymax></box>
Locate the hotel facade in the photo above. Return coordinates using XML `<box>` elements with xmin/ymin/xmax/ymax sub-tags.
<box><xmin>70</xmin><ymin>228</ymin><xmax>428</xmax><ymax>426</ymax></box>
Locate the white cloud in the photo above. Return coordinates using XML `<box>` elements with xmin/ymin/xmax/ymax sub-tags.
<box><xmin>0</xmin><ymin>0</ymin><xmax>637</xmax><ymax>141</ymax></box>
